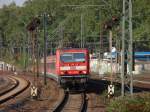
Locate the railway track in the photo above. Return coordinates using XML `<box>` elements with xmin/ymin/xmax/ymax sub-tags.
<box><xmin>0</xmin><ymin>76</ymin><xmax>12</xmax><ymax>93</ymax></box>
<box><xmin>53</xmin><ymin>92</ymin><xmax>87</xmax><ymax>112</ymax></box>
<box><xmin>0</xmin><ymin>76</ymin><xmax>30</xmax><ymax>104</ymax></box>
<box><xmin>0</xmin><ymin>77</ymin><xmax>8</xmax><ymax>89</ymax></box>
<box><xmin>0</xmin><ymin>76</ymin><xmax>19</xmax><ymax>98</ymax></box>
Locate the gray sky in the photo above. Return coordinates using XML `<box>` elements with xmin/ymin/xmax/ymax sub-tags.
<box><xmin>0</xmin><ymin>0</ymin><xmax>27</xmax><ymax>7</ymax></box>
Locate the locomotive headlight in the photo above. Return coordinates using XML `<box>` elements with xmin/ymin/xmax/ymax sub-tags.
<box><xmin>60</xmin><ymin>66</ymin><xmax>70</xmax><ymax>70</ymax></box>
<box><xmin>82</xmin><ymin>71</ymin><xmax>87</xmax><ymax>74</ymax></box>
<box><xmin>76</xmin><ymin>66</ymin><xmax>86</xmax><ymax>70</ymax></box>
<box><xmin>60</xmin><ymin>71</ymin><xmax>64</xmax><ymax>74</ymax></box>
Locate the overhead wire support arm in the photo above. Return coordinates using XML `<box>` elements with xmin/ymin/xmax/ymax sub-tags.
<box><xmin>62</xmin><ymin>0</ymin><xmax>114</xmax><ymax>11</ymax></box>
<box><xmin>62</xmin><ymin>4</ymin><xmax>106</xmax><ymax>48</ymax></box>
<box><xmin>62</xmin><ymin>5</ymin><xmax>105</xmax><ymax>8</ymax></box>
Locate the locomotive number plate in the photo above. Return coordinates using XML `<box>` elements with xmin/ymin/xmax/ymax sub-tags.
<box><xmin>70</xmin><ymin>66</ymin><xmax>76</xmax><ymax>70</ymax></box>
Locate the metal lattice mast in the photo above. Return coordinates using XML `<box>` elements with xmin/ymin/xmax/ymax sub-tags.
<box><xmin>81</xmin><ymin>14</ymin><xmax>84</xmax><ymax>48</ymax></box>
<box><xmin>0</xmin><ymin>29</ymin><xmax>2</xmax><ymax>59</ymax></box>
<box><xmin>121</xmin><ymin>0</ymin><xmax>133</xmax><ymax>96</ymax></box>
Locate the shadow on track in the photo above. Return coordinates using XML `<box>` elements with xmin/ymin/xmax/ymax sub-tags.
<box><xmin>86</xmin><ymin>79</ymin><xmax>110</xmax><ymax>94</ymax></box>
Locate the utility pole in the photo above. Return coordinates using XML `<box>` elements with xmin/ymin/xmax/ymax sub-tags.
<box><xmin>122</xmin><ymin>0</ymin><xmax>133</xmax><ymax>96</ymax></box>
<box><xmin>121</xmin><ymin>0</ymin><xmax>125</xmax><ymax>97</ymax></box>
<box><xmin>23</xmin><ymin>31</ymin><xmax>28</xmax><ymax>72</ymax></box>
<box><xmin>0</xmin><ymin>29</ymin><xmax>2</xmax><ymax>60</ymax></box>
<box><xmin>59</xmin><ymin>25</ymin><xmax>63</xmax><ymax>47</ymax></box>
<box><xmin>109</xmin><ymin>30</ymin><xmax>113</xmax><ymax>85</ymax></box>
<box><xmin>129</xmin><ymin>0</ymin><xmax>133</xmax><ymax>95</ymax></box>
<box><xmin>23</xmin><ymin>35</ymin><xmax>26</xmax><ymax>72</ymax></box>
<box><xmin>36</xmin><ymin>28</ymin><xmax>39</xmax><ymax>77</ymax></box>
<box><xmin>50</xmin><ymin>41</ymin><xmax>53</xmax><ymax>55</ymax></box>
<box><xmin>27</xmin><ymin>31</ymin><xmax>30</xmax><ymax>72</ymax></box>
<box><xmin>43</xmin><ymin>12</ymin><xmax>48</xmax><ymax>85</ymax></box>
<box><xmin>26</xmin><ymin>17</ymin><xmax>40</xmax><ymax>99</ymax></box>
<box><xmin>32</xmin><ymin>31</ymin><xmax>36</xmax><ymax>84</ymax></box>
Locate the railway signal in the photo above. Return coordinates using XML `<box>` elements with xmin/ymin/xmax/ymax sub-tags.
<box><xmin>103</xmin><ymin>16</ymin><xmax>119</xmax><ymax>30</ymax></box>
<box><xmin>108</xmin><ymin>84</ymin><xmax>114</xmax><ymax>98</ymax></box>
<box><xmin>104</xmin><ymin>16</ymin><xmax>120</xmax><ymax>86</ymax></box>
<box><xmin>31</xmin><ymin>85</ymin><xmax>38</xmax><ymax>99</ymax></box>
<box><xmin>26</xmin><ymin>18</ymin><xmax>40</xmax><ymax>31</ymax></box>
<box><xmin>27</xmin><ymin>18</ymin><xmax>41</xmax><ymax>99</ymax></box>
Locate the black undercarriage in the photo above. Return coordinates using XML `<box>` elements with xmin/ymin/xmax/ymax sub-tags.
<box><xmin>59</xmin><ymin>75</ymin><xmax>89</xmax><ymax>92</ymax></box>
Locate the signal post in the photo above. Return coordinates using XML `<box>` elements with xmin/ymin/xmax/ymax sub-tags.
<box><xmin>26</xmin><ymin>18</ymin><xmax>40</xmax><ymax>99</ymax></box>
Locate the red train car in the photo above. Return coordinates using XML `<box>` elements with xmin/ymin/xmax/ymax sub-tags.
<box><xmin>40</xmin><ymin>48</ymin><xmax>89</xmax><ymax>89</ymax></box>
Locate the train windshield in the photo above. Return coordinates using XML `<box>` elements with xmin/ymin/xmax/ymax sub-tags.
<box><xmin>60</xmin><ymin>53</ymin><xmax>85</xmax><ymax>62</ymax></box>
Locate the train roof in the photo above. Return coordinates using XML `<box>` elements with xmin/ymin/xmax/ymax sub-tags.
<box><xmin>57</xmin><ymin>48</ymin><xmax>88</xmax><ymax>52</ymax></box>
<box><xmin>135</xmin><ymin>52</ymin><xmax>150</xmax><ymax>56</ymax></box>
<box><xmin>58</xmin><ymin>48</ymin><xmax>88</xmax><ymax>50</ymax></box>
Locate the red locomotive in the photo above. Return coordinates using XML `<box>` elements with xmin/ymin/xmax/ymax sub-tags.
<box><xmin>40</xmin><ymin>48</ymin><xmax>89</xmax><ymax>90</ymax></box>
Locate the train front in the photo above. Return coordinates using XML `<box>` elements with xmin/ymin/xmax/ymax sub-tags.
<box><xmin>56</xmin><ymin>48</ymin><xmax>89</xmax><ymax>90</ymax></box>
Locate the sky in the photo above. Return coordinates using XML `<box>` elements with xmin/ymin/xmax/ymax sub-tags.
<box><xmin>0</xmin><ymin>0</ymin><xmax>27</xmax><ymax>7</ymax></box>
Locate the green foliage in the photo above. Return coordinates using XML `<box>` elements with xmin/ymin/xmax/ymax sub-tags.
<box><xmin>0</xmin><ymin>0</ymin><xmax>149</xmax><ymax>45</ymax></box>
<box><xmin>0</xmin><ymin>0</ymin><xmax>150</xmax><ymax>66</ymax></box>
<box><xmin>106</xmin><ymin>93</ymin><xmax>150</xmax><ymax>112</ymax></box>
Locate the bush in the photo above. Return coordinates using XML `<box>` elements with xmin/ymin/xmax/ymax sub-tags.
<box><xmin>106</xmin><ymin>92</ymin><xmax>150</xmax><ymax>112</ymax></box>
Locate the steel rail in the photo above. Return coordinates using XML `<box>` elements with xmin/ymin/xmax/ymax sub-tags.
<box><xmin>53</xmin><ymin>91</ymin><xmax>69</xmax><ymax>112</ymax></box>
<box><xmin>0</xmin><ymin>77</ymin><xmax>19</xmax><ymax>98</ymax></box>
<box><xmin>0</xmin><ymin>76</ymin><xmax>30</xmax><ymax>104</ymax></box>
<box><xmin>0</xmin><ymin>77</ymin><xmax>12</xmax><ymax>95</ymax></box>
<box><xmin>0</xmin><ymin>77</ymin><xmax>9</xmax><ymax>89</ymax></box>
<box><xmin>53</xmin><ymin>91</ymin><xmax>87</xmax><ymax>112</ymax></box>
<box><xmin>80</xmin><ymin>92</ymin><xmax>87</xmax><ymax>112</ymax></box>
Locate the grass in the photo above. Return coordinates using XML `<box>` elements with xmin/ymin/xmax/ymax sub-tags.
<box><xmin>106</xmin><ymin>92</ymin><xmax>150</xmax><ymax>112</ymax></box>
